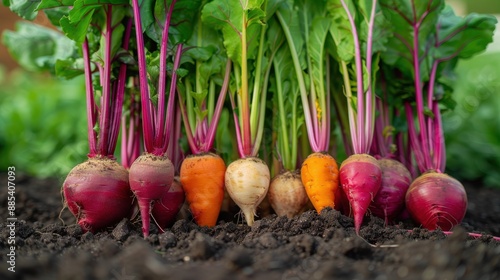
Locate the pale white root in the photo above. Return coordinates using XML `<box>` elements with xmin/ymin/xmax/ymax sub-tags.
<box><xmin>268</xmin><ymin>170</ymin><xmax>309</xmax><ymax>218</ymax></box>
<box><xmin>225</xmin><ymin>157</ymin><xmax>270</xmax><ymax>226</ymax></box>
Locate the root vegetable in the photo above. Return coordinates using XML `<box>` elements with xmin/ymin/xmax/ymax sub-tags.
<box><xmin>300</xmin><ymin>152</ymin><xmax>340</xmax><ymax>213</ymax></box>
<box><xmin>369</xmin><ymin>158</ymin><xmax>412</xmax><ymax>224</ymax></box>
<box><xmin>63</xmin><ymin>157</ymin><xmax>133</xmax><ymax>233</ymax></box>
<box><xmin>405</xmin><ymin>172</ymin><xmax>467</xmax><ymax>231</ymax></box>
<box><xmin>129</xmin><ymin>154</ymin><xmax>174</xmax><ymax>237</ymax></box>
<box><xmin>225</xmin><ymin>157</ymin><xmax>270</xmax><ymax>226</ymax></box>
<box><xmin>180</xmin><ymin>153</ymin><xmax>226</xmax><ymax>227</ymax></box>
<box><xmin>151</xmin><ymin>177</ymin><xmax>185</xmax><ymax>229</ymax></box>
<box><xmin>339</xmin><ymin>153</ymin><xmax>382</xmax><ymax>234</ymax></box>
<box><xmin>268</xmin><ymin>170</ymin><xmax>309</xmax><ymax>218</ymax></box>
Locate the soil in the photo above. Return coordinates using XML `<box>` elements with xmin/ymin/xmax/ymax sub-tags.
<box><xmin>1</xmin><ymin>173</ymin><xmax>499</xmax><ymax>280</ymax></box>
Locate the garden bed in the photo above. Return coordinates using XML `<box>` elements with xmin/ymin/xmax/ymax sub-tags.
<box><xmin>0</xmin><ymin>173</ymin><xmax>499</xmax><ymax>280</ymax></box>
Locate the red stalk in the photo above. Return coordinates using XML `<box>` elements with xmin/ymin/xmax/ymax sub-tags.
<box><xmin>239</xmin><ymin>11</ymin><xmax>252</xmax><ymax>157</ymax></box>
<box><xmin>411</xmin><ymin>15</ymin><xmax>432</xmax><ymax>171</ymax></box>
<box><xmin>82</xmin><ymin>39</ymin><xmax>97</xmax><ymax>157</ymax></box>
<box><xmin>131</xmin><ymin>0</ymin><xmax>179</xmax><ymax>156</ymax></box>
<box><xmin>97</xmin><ymin>5</ymin><xmax>113</xmax><ymax>156</ymax></box>
<box><xmin>205</xmin><ymin>60</ymin><xmax>232</xmax><ymax>152</ymax></box>
<box><xmin>131</xmin><ymin>0</ymin><xmax>153</xmax><ymax>153</ymax></box>
<box><xmin>364</xmin><ymin>0</ymin><xmax>377</xmax><ymax>153</ymax></box>
<box><xmin>156</xmin><ymin>1</ymin><xmax>177</xmax><ymax>149</ymax></box>
<box><xmin>340</xmin><ymin>0</ymin><xmax>365</xmax><ymax>154</ymax></box>
<box><xmin>160</xmin><ymin>43</ymin><xmax>183</xmax><ymax>153</ymax></box>
<box><xmin>109</xmin><ymin>18</ymin><xmax>133</xmax><ymax>156</ymax></box>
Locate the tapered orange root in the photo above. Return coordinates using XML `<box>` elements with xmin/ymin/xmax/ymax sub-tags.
<box><xmin>301</xmin><ymin>152</ymin><xmax>340</xmax><ymax>213</ymax></box>
<box><xmin>180</xmin><ymin>153</ymin><xmax>226</xmax><ymax>227</ymax></box>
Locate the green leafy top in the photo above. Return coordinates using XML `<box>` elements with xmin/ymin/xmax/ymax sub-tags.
<box><xmin>201</xmin><ymin>0</ymin><xmax>276</xmax><ymax>158</ymax></box>
<box><xmin>379</xmin><ymin>0</ymin><xmax>497</xmax><ymax>172</ymax></box>
<box><xmin>2</xmin><ymin>21</ymin><xmax>77</xmax><ymax>74</ymax></box>
<box><xmin>201</xmin><ymin>0</ymin><xmax>265</xmax><ymax>67</ymax></box>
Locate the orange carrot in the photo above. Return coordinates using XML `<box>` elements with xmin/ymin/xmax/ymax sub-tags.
<box><xmin>300</xmin><ymin>152</ymin><xmax>340</xmax><ymax>213</ymax></box>
<box><xmin>180</xmin><ymin>153</ymin><xmax>226</xmax><ymax>227</ymax></box>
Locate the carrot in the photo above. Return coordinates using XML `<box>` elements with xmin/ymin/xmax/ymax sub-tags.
<box><xmin>180</xmin><ymin>153</ymin><xmax>226</xmax><ymax>227</ymax></box>
<box><xmin>275</xmin><ymin>3</ymin><xmax>339</xmax><ymax>217</ymax></box>
<box><xmin>268</xmin><ymin>170</ymin><xmax>309</xmax><ymax>218</ymax></box>
<box><xmin>225</xmin><ymin>157</ymin><xmax>270</xmax><ymax>226</ymax></box>
<box><xmin>300</xmin><ymin>152</ymin><xmax>340</xmax><ymax>214</ymax></box>
<box><xmin>339</xmin><ymin>153</ymin><xmax>382</xmax><ymax>234</ymax></box>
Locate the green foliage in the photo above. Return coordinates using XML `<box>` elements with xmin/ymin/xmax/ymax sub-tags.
<box><xmin>443</xmin><ymin>52</ymin><xmax>500</xmax><ymax>188</ymax></box>
<box><xmin>380</xmin><ymin>0</ymin><xmax>496</xmax><ymax>93</ymax></box>
<box><xmin>201</xmin><ymin>0</ymin><xmax>265</xmax><ymax>67</ymax></box>
<box><xmin>141</xmin><ymin>0</ymin><xmax>201</xmax><ymax>45</ymax></box>
<box><xmin>2</xmin><ymin>21</ymin><xmax>78</xmax><ymax>75</ymax></box>
<box><xmin>5</xmin><ymin>0</ymin><xmax>41</xmax><ymax>20</ymax></box>
<box><xmin>0</xmin><ymin>71</ymin><xmax>88</xmax><ymax>178</ymax></box>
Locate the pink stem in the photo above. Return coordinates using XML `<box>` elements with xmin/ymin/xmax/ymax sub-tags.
<box><xmin>309</xmin><ymin>93</ymin><xmax>320</xmax><ymax>150</ymax></box>
<box><xmin>229</xmin><ymin>90</ymin><xmax>245</xmax><ymax>158</ymax></box>
<box><xmin>82</xmin><ymin>39</ymin><xmax>97</xmax><ymax>157</ymax></box>
<box><xmin>340</xmin><ymin>0</ymin><xmax>365</xmax><ymax>154</ymax></box>
<box><xmin>364</xmin><ymin>0</ymin><xmax>377</xmax><ymax>153</ymax></box>
<box><xmin>156</xmin><ymin>1</ymin><xmax>177</xmax><ymax>149</ymax></box>
<box><xmin>177</xmin><ymin>89</ymin><xmax>200</xmax><ymax>154</ymax></box>
<box><xmin>319</xmin><ymin>55</ymin><xmax>331</xmax><ymax>152</ymax></box>
<box><xmin>205</xmin><ymin>60</ymin><xmax>232</xmax><ymax>153</ymax></box>
<box><xmin>412</xmin><ymin>15</ymin><xmax>432</xmax><ymax>171</ymax></box>
<box><xmin>173</xmin><ymin>106</ymin><xmax>184</xmax><ymax>172</ymax></box>
<box><xmin>160</xmin><ymin>44</ymin><xmax>183</xmax><ymax>153</ymax></box>
<box><xmin>97</xmin><ymin>5</ymin><xmax>113</xmax><ymax>156</ymax></box>
<box><xmin>121</xmin><ymin>118</ymin><xmax>129</xmax><ymax>168</ymax></box>
<box><xmin>111</xmin><ymin>17</ymin><xmax>133</xmax><ymax>153</ymax></box>
<box><xmin>426</xmin><ymin>60</ymin><xmax>439</xmax><ymax>168</ymax></box>
<box><xmin>405</xmin><ymin>102</ymin><xmax>426</xmax><ymax>173</ymax></box>
<box><xmin>126</xmin><ymin>101</ymin><xmax>136</xmax><ymax>158</ymax></box>
<box><xmin>131</xmin><ymin>0</ymin><xmax>154</xmax><ymax>153</ymax></box>
<box><xmin>433</xmin><ymin>103</ymin><xmax>445</xmax><ymax>172</ymax></box>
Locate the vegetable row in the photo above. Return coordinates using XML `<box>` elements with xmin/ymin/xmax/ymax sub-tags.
<box><xmin>5</xmin><ymin>0</ymin><xmax>497</xmax><ymax>238</ymax></box>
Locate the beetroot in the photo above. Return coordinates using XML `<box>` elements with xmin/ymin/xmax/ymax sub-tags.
<box><xmin>406</xmin><ymin>172</ymin><xmax>467</xmax><ymax>231</ymax></box>
<box><xmin>339</xmin><ymin>154</ymin><xmax>382</xmax><ymax>234</ymax></box>
<box><xmin>369</xmin><ymin>158</ymin><xmax>412</xmax><ymax>224</ymax></box>
<box><xmin>61</xmin><ymin>9</ymin><xmax>134</xmax><ymax>232</ymax></box>
<box><xmin>63</xmin><ymin>157</ymin><xmax>133</xmax><ymax>233</ymax></box>
<box><xmin>129</xmin><ymin>153</ymin><xmax>174</xmax><ymax>237</ymax></box>
<box><xmin>151</xmin><ymin>177</ymin><xmax>185</xmax><ymax>229</ymax></box>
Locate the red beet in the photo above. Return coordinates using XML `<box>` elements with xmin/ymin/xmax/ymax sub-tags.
<box><xmin>369</xmin><ymin>158</ymin><xmax>412</xmax><ymax>224</ymax></box>
<box><xmin>151</xmin><ymin>177</ymin><xmax>185</xmax><ymax>229</ymax></box>
<box><xmin>129</xmin><ymin>153</ymin><xmax>174</xmax><ymax>237</ymax></box>
<box><xmin>63</xmin><ymin>157</ymin><xmax>133</xmax><ymax>233</ymax></box>
<box><xmin>339</xmin><ymin>153</ymin><xmax>382</xmax><ymax>234</ymax></box>
<box><xmin>405</xmin><ymin>172</ymin><xmax>467</xmax><ymax>231</ymax></box>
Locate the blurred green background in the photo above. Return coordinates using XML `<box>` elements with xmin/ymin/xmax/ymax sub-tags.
<box><xmin>0</xmin><ymin>0</ymin><xmax>499</xmax><ymax>187</ymax></box>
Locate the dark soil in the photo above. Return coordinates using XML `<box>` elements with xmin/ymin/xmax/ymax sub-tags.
<box><xmin>1</xmin><ymin>173</ymin><xmax>499</xmax><ymax>280</ymax></box>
